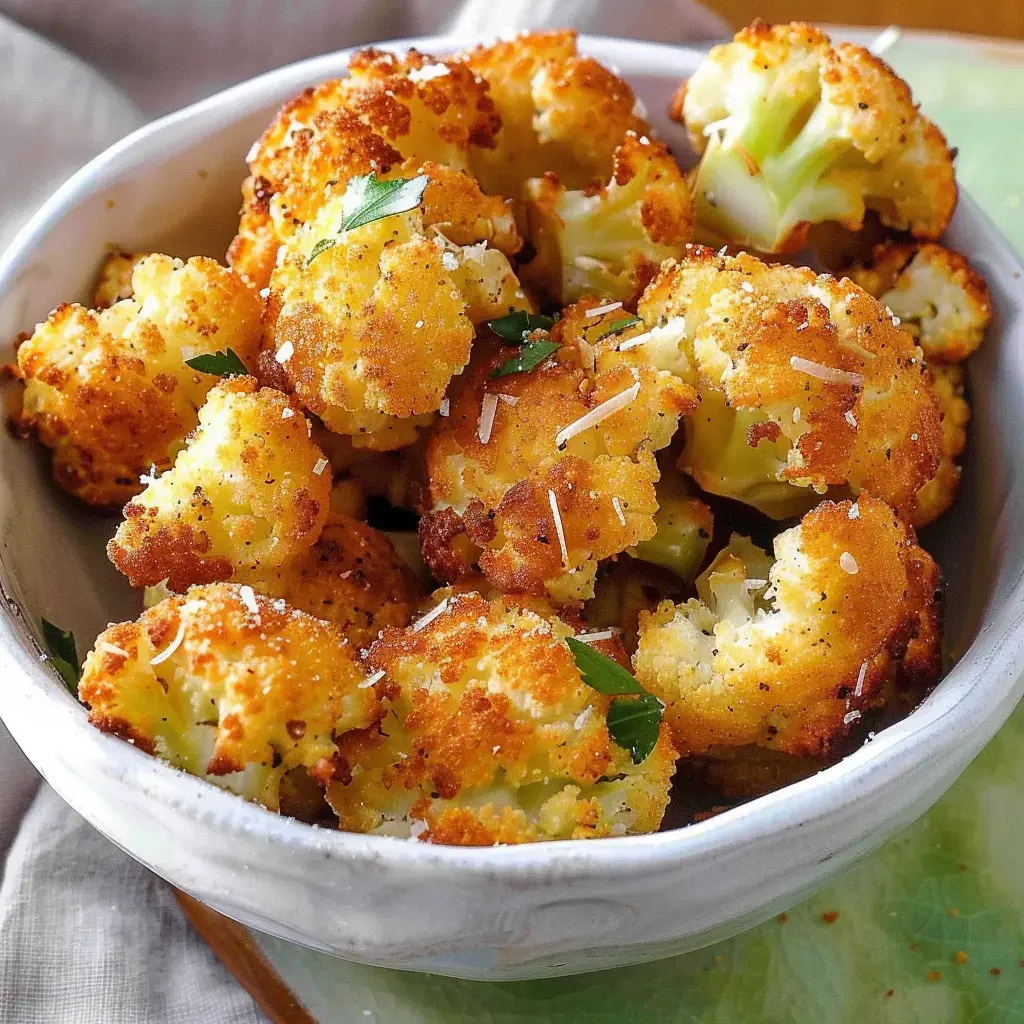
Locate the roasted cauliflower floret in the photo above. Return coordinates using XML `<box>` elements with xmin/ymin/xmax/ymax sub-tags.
<box><xmin>522</xmin><ymin>132</ymin><xmax>693</xmax><ymax>307</ymax></box>
<box><xmin>462</xmin><ymin>30</ymin><xmax>651</xmax><ymax>197</ymax></box>
<box><xmin>228</xmin><ymin>48</ymin><xmax>507</xmax><ymax>288</ymax></box>
<box><xmin>915</xmin><ymin>364</ymin><xmax>970</xmax><ymax>523</ymax></box>
<box><xmin>678</xmin><ymin>21</ymin><xmax>956</xmax><ymax>254</ymax></box>
<box><xmin>79</xmin><ymin>583</ymin><xmax>381</xmax><ymax>811</ymax></box>
<box><xmin>850</xmin><ymin>241</ymin><xmax>992</xmax><ymax>364</ymax></box>
<box><xmin>262</xmin><ymin>181</ymin><xmax>527</xmax><ymax>451</ymax></box>
<box><xmin>629</xmin><ymin>463</ymin><xmax>714</xmax><ymax>582</ymax></box>
<box><xmin>639</xmin><ymin>247</ymin><xmax>944</xmax><ymax>525</ymax></box>
<box><xmin>241</xmin><ymin>516</ymin><xmax>422</xmax><ymax>650</ymax></box>
<box><xmin>633</xmin><ymin>496</ymin><xmax>942</xmax><ymax>756</ymax></box>
<box><xmin>15</xmin><ymin>255</ymin><xmax>262</xmax><ymax>507</ymax></box>
<box><xmin>420</xmin><ymin>300</ymin><xmax>697</xmax><ymax>604</ymax></box>
<box><xmin>93</xmin><ymin>250</ymin><xmax>150</xmax><ymax>308</ymax></box>
<box><xmin>325</xmin><ymin>591</ymin><xmax>676</xmax><ymax>844</ymax></box>
<box><xmin>108</xmin><ymin>378</ymin><xmax>331</xmax><ymax>590</ymax></box>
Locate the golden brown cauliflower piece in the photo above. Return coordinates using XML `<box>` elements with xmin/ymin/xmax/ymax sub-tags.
<box><xmin>79</xmin><ymin>583</ymin><xmax>381</xmax><ymax>811</ymax></box>
<box><xmin>521</xmin><ymin>132</ymin><xmax>693</xmax><ymax>307</ymax></box>
<box><xmin>108</xmin><ymin>377</ymin><xmax>330</xmax><ymax>590</ymax></box>
<box><xmin>461</xmin><ymin>30</ymin><xmax>651</xmax><ymax>198</ymax></box>
<box><xmin>915</xmin><ymin>364</ymin><xmax>970</xmax><ymax>523</ymax></box>
<box><xmin>228</xmin><ymin>48</ymin><xmax>509</xmax><ymax>289</ymax></box>
<box><xmin>633</xmin><ymin>496</ymin><xmax>941</xmax><ymax>757</ymax></box>
<box><xmin>93</xmin><ymin>250</ymin><xmax>150</xmax><ymax>308</ymax></box>
<box><xmin>638</xmin><ymin>246</ymin><xmax>944</xmax><ymax>525</ymax></box>
<box><xmin>678</xmin><ymin>21</ymin><xmax>957</xmax><ymax>254</ymax></box>
<box><xmin>850</xmin><ymin>241</ymin><xmax>992</xmax><ymax>364</ymax></box>
<box><xmin>14</xmin><ymin>255</ymin><xmax>262</xmax><ymax>507</ymax></box>
<box><xmin>241</xmin><ymin>516</ymin><xmax>422</xmax><ymax>650</ymax></box>
<box><xmin>324</xmin><ymin>590</ymin><xmax>677</xmax><ymax>844</ymax></box>
<box><xmin>262</xmin><ymin>183</ymin><xmax>527</xmax><ymax>451</ymax></box>
<box><xmin>420</xmin><ymin>299</ymin><xmax>697</xmax><ymax>604</ymax></box>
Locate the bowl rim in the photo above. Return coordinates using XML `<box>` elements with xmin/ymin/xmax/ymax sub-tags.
<box><xmin>2</xmin><ymin>32</ymin><xmax>1023</xmax><ymax>881</ymax></box>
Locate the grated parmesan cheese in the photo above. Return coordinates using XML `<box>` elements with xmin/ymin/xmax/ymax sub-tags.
<box><xmin>359</xmin><ymin>669</ymin><xmax>386</xmax><ymax>689</ymax></box>
<box><xmin>313</xmin><ymin>458</ymin><xmax>328</xmax><ymax>475</ymax></box>
<box><xmin>150</xmin><ymin>619</ymin><xmax>187</xmax><ymax>666</ymax></box>
<box><xmin>585</xmin><ymin>301</ymin><xmax>623</xmax><ymax>318</ymax></box>
<box><xmin>848</xmin><ymin>502</ymin><xmax>860</xmax><ymax>520</ymax></box>
<box><xmin>497</xmin><ymin>394</ymin><xmax>519</xmax><ymax>406</ymax></box>
<box><xmin>99</xmin><ymin>642</ymin><xmax>130</xmax><ymax>658</ymax></box>
<box><xmin>789</xmin><ymin>355</ymin><xmax>864</xmax><ymax>388</ymax></box>
<box><xmin>281</xmin><ymin>407</ymin><xmax>295</xmax><ymax>420</ymax></box>
<box><xmin>555</xmin><ymin>382</ymin><xmax>640</xmax><ymax>449</ymax></box>
<box><xmin>477</xmin><ymin>393</ymin><xmax>499</xmax><ymax>444</ymax></box>
<box><xmin>573</xmin><ymin>630</ymin><xmax>617</xmax><ymax>643</ymax></box>
<box><xmin>408</xmin><ymin>63</ymin><xmax>451</xmax><ymax>83</ymax></box>
<box><xmin>275</xmin><ymin>340</ymin><xmax>294</xmax><ymax>364</ymax></box>
<box><xmin>845</xmin><ymin>410</ymin><xmax>858</xmax><ymax>428</ymax></box>
<box><xmin>574</xmin><ymin>706</ymin><xmax>594</xmax><ymax>731</ymax></box>
<box><xmin>548</xmin><ymin>489</ymin><xmax>568</xmax><ymax>566</ymax></box>
<box><xmin>854</xmin><ymin>660</ymin><xmax>868</xmax><ymax>698</ymax></box>
<box><xmin>439</xmin><ymin>397</ymin><xmax>450</xmax><ymax>417</ymax></box>
<box><xmin>412</xmin><ymin>597</ymin><xmax>449</xmax><ymax>633</ymax></box>
<box><xmin>239</xmin><ymin>585</ymin><xmax>260</xmax><ymax>616</ymax></box>
<box><xmin>839</xmin><ymin>552</ymin><xmax>859</xmax><ymax>575</ymax></box>
<box><xmin>612</xmin><ymin>496</ymin><xmax>627</xmax><ymax>527</ymax></box>
<box><xmin>843</xmin><ymin>709</ymin><xmax>862</xmax><ymax>726</ymax></box>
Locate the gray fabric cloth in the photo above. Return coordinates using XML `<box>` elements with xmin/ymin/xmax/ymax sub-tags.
<box><xmin>0</xmin><ymin>2</ymin><xmax>728</xmax><ymax>1020</ymax></box>
<box><xmin>0</xmin><ymin>787</ymin><xmax>268</xmax><ymax>1023</ymax></box>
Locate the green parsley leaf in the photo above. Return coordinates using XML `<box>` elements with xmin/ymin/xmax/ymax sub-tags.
<box><xmin>306</xmin><ymin>237</ymin><xmax>337</xmax><ymax>264</ymax></box>
<box><xmin>41</xmin><ymin>618</ymin><xmax>80</xmax><ymax>694</ymax></box>
<box><xmin>566</xmin><ymin>636</ymin><xmax>645</xmax><ymax>694</ymax></box>
<box><xmin>607</xmin><ymin>693</ymin><xmax>664</xmax><ymax>765</ymax></box>
<box><xmin>487</xmin><ymin>310</ymin><xmax>555</xmax><ymax>343</ymax></box>
<box><xmin>184</xmin><ymin>349</ymin><xmax>249</xmax><ymax>377</ymax></box>
<box><xmin>489</xmin><ymin>340</ymin><xmax>559</xmax><ymax>378</ymax></box>
<box><xmin>306</xmin><ymin>171</ymin><xmax>430</xmax><ymax>265</ymax></box>
<box><xmin>566</xmin><ymin>636</ymin><xmax>664</xmax><ymax>764</ymax></box>
<box><xmin>598</xmin><ymin>315</ymin><xmax>642</xmax><ymax>339</ymax></box>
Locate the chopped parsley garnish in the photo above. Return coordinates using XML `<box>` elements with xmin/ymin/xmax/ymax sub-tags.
<box><xmin>41</xmin><ymin>618</ymin><xmax>80</xmax><ymax>694</ymax></box>
<box><xmin>597</xmin><ymin>315</ymin><xmax>642</xmax><ymax>339</ymax></box>
<box><xmin>487</xmin><ymin>310</ymin><xmax>555</xmax><ymax>343</ymax></box>
<box><xmin>306</xmin><ymin>172</ymin><xmax>430</xmax><ymax>265</ymax></box>
<box><xmin>184</xmin><ymin>349</ymin><xmax>249</xmax><ymax>377</ymax></box>
<box><xmin>566</xmin><ymin>636</ymin><xmax>664</xmax><ymax>764</ymax></box>
<box><xmin>490</xmin><ymin>340</ymin><xmax>559</xmax><ymax>378</ymax></box>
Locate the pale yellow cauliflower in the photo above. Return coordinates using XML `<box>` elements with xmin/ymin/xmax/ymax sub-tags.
<box><xmin>420</xmin><ymin>299</ymin><xmax>697</xmax><ymax>604</ymax></box>
<box><xmin>461</xmin><ymin>30</ymin><xmax>652</xmax><ymax>197</ymax></box>
<box><xmin>850</xmin><ymin>241</ymin><xmax>992</xmax><ymax>364</ymax></box>
<box><xmin>637</xmin><ymin>246</ymin><xmax>945</xmax><ymax>525</ymax></box>
<box><xmin>14</xmin><ymin>255</ymin><xmax>262</xmax><ymax>507</ymax></box>
<box><xmin>93</xmin><ymin>250</ymin><xmax>150</xmax><ymax>308</ymax></box>
<box><xmin>522</xmin><ymin>132</ymin><xmax>693</xmax><ymax>307</ymax></box>
<box><xmin>677</xmin><ymin>21</ymin><xmax>957</xmax><ymax>253</ymax></box>
<box><xmin>915</xmin><ymin>364</ymin><xmax>970</xmax><ymax>523</ymax></box>
<box><xmin>633</xmin><ymin>496</ymin><xmax>942</xmax><ymax>756</ymax></box>
<box><xmin>262</xmin><ymin>182</ymin><xmax>527</xmax><ymax>451</ymax></box>
<box><xmin>79</xmin><ymin>583</ymin><xmax>381</xmax><ymax>811</ymax></box>
<box><xmin>108</xmin><ymin>377</ymin><xmax>331</xmax><ymax>590</ymax></box>
<box><xmin>325</xmin><ymin>591</ymin><xmax>677</xmax><ymax>844</ymax></box>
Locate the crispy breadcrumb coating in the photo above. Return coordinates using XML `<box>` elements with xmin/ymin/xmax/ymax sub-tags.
<box><xmin>324</xmin><ymin>590</ymin><xmax>676</xmax><ymax>844</ymax></box>
<box><xmin>15</xmin><ymin>255</ymin><xmax>262</xmax><ymax>507</ymax></box>
<box><xmin>633</xmin><ymin>496</ymin><xmax>941</xmax><ymax>756</ymax></box>
<box><xmin>679</xmin><ymin>21</ymin><xmax>957</xmax><ymax>253</ymax></box>
<box><xmin>915</xmin><ymin>364</ymin><xmax>970</xmax><ymax>523</ymax></box>
<box><xmin>79</xmin><ymin>583</ymin><xmax>381</xmax><ymax>811</ymax></box>
<box><xmin>462</xmin><ymin>30</ymin><xmax>651</xmax><ymax>197</ymax></box>
<box><xmin>420</xmin><ymin>299</ymin><xmax>697</xmax><ymax>603</ymax></box>
<box><xmin>228</xmin><ymin>49</ymin><xmax>509</xmax><ymax>289</ymax></box>
<box><xmin>240</xmin><ymin>516</ymin><xmax>422</xmax><ymax>650</ymax></box>
<box><xmin>107</xmin><ymin>378</ymin><xmax>330</xmax><ymax>590</ymax></box>
<box><xmin>639</xmin><ymin>246</ymin><xmax>944</xmax><ymax>525</ymax></box>
<box><xmin>850</xmin><ymin>241</ymin><xmax>992</xmax><ymax>364</ymax></box>
<box><xmin>262</xmin><ymin>185</ymin><xmax>527</xmax><ymax>451</ymax></box>
<box><xmin>93</xmin><ymin>250</ymin><xmax>150</xmax><ymax>308</ymax></box>
<box><xmin>522</xmin><ymin>132</ymin><xmax>693</xmax><ymax>307</ymax></box>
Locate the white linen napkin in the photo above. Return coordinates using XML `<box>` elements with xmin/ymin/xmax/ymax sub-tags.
<box><xmin>0</xmin><ymin>3</ymin><xmax>726</xmax><ymax>1020</ymax></box>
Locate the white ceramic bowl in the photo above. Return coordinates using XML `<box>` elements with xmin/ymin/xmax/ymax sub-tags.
<box><xmin>1</xmin><ymin>36</ymin><xmax>1022</xmax><ymax>982</ymax></box>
